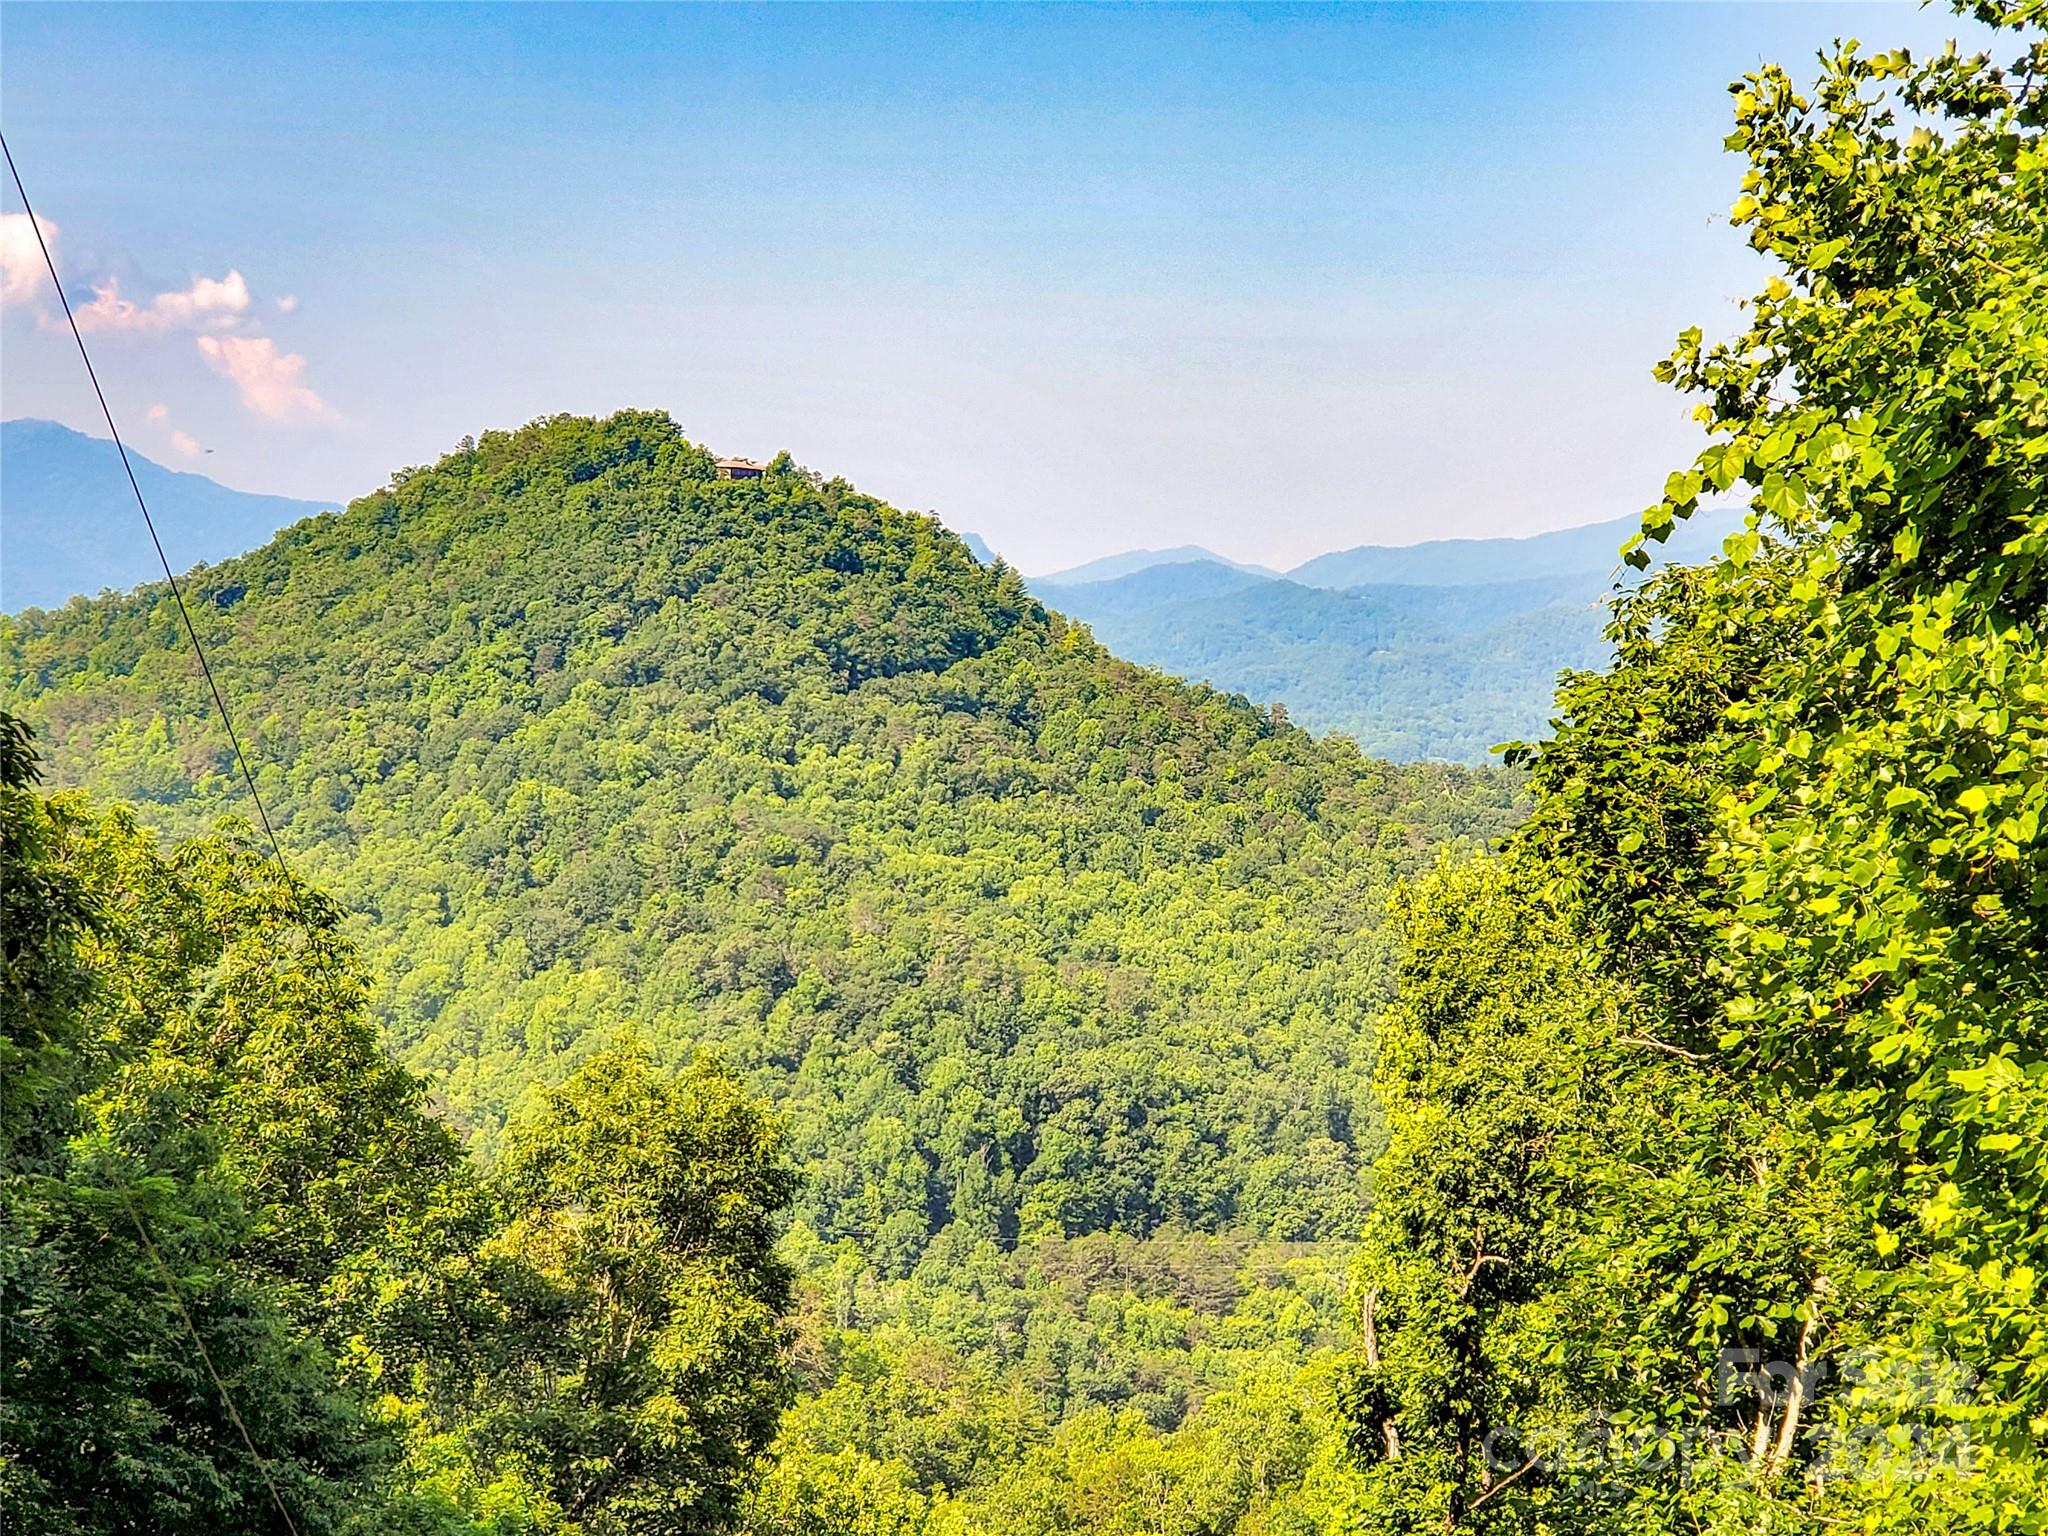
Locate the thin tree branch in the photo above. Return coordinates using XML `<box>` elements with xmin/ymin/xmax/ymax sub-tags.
<box><xmin>1616</xmin><ymin>1034</ymin><xmax>1714</xmax><ymax>1064</ymax></box>
<box><xmin>1467</xmin><ymin>1452</ymin><xmax>1543</xmax><ymax>1515</ymax></box>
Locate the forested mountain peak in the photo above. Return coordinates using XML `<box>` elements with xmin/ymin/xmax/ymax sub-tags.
<box><xmin>6</xmin><ymin>408</ymin><xmax>1520</xmax><ymax>1276</ymax></box>
<box><xmin>234</xmin><ymin>409</ymin><xmax>1029</xmax><ymax>689</ymax></box>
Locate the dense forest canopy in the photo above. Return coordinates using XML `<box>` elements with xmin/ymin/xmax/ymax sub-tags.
<box><xmin>0</xmin><ymin>719</ymin><xmax>797</xmax><ymax>1533</ymax></box>
<box><xmin>3</xmin><ymin>413</ymin><xmax>1518</xmax><ymax>1269</ymax></box>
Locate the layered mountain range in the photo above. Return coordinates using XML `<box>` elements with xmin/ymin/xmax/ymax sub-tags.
<box><xmin>4</xmin><ymin>418</ymin><xmax>1738</xmax><ymax>762</ymax></box>
<box><xmin>1024</xmin><ymin>506</ymin><xmax>1743</xmax><ymax>760</ymax></box>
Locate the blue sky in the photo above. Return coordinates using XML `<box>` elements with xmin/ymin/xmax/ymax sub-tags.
<box><xmin>0</xmin><ymin>2</ymin><xmax>1977</xmax><ymax>572</ymax></box>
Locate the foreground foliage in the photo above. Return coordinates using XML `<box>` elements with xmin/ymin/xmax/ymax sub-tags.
<box><xmin>0</xmin><ymin>721</ymin><xmax>796</xmax><ymax>1533</ymax></box>
<box><xmin>1335</xmin><ymin>4</ymin><xmax>2048</xmax><ymax>1531</ymax></box>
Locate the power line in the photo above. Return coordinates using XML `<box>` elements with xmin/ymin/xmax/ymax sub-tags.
<box><xmin>1</xmin><ymin>131</ymin><xmax>295</xmax><ymax>886</ymax></box>
<box><xmin>112</xmin><ymin>1182</ymin><xmax>306</xmax><ymax>1536</ymax></box>
<box><xmin>2</xmin><ymin>130</ymin><xmax>306</xmax><ymax>1536</ymax></box>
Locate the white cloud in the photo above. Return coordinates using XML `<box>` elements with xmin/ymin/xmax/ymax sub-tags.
<box><xmin>0</xmin><ymin>211</ymin><xmax>58</xmax><ymax>307</ymax></box>
<box><xmin>170</xmin><ymin>429</ymin><xmax>202</xmax><ymax>458</ymax></box>
<box><xmin>275</xmin><ymin>294</ymin><xmax>299</xmax><ymax>314</ymax></box>
<box><xmin>147</xmin><ymin>402</ymin><xmax>170</xmax><ymax>423</ymax></box>
<box><xmin>196</xmin><ymin>333</ymin><xmax>329</xmax><ymax>420</ymax></box>
<box><xmin>75</xmin><ymin>269</ymin><xmax>252</xmax><ymax>333</ymax></box>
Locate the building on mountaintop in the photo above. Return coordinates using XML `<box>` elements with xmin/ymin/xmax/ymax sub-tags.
<box><xmin>715</xmin><ymin>456</ymin><xmax>766</xmax><ymax>480</ymax></box>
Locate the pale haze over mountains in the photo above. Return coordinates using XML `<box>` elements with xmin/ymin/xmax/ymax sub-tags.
<box><xmin>1033</xmin><ymin>546</ymin><xmax>1281</xmax><ymax>585</ymax></box>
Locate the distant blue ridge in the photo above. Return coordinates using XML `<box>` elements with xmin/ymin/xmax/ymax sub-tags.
<box><xmin>2</xmin><ymin>418</ymin><xmax>337</xmax><ymax>612</ymax></box>
<box><xmin>1284</xmin><ymin>505</ymin><xmax>1743</xmax><ymax>589</ymax></box>
<box><xmin>1024</xmin><ymin>504</ymin><xmax>1748</xmax><ymax>763</ymax></box>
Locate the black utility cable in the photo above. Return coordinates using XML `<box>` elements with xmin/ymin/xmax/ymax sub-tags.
<box><xmin>3</xmin><ymin>130</ymin><xmax>305</xmax><ymax>1536</ymax></box>
<box><xmin>2</xmin><ymin>131</ymin><xmax>295</xmax><ymax>883</ymax></box>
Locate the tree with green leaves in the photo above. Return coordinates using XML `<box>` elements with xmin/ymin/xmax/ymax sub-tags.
<box><xmin>3</xmin><ymin>712</ymin><xmax>804</xmax><ymax>1533</ymax></box>
<box><xmin>1336</xmin><ymin>2</ymin><xmax>2048</xmax><ymax>1530</ymax></box>
<box><xmin>1329</xmin><ymin>854</ymin><xmax>1617</xmax><ymax>1534</ymax></box>
<box><xmin>2</xmin><ymin>718</ymin><xmax>386</xmax><ymax>1534</ymax></box>
<box><xmin>453</xmin><ymin>1047</ymin><xmax>797</xmax><ymax>1534</ymax></box>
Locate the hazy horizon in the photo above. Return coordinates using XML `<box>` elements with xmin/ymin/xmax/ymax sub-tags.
<box><xmin>1</xmin><ymin>2</ymin><xmax>1989</xmax><ymax>573</ymax></box>
<box><xmin>2</xmin><ymin>411</ymin><xmax>1720</xmax><ymax>584</ymax></box>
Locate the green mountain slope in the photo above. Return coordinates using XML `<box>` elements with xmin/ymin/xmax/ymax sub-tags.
<box><xmin>4</xmin><ymin>411</ymin><xmax>1519</xmax><ymax>1273</ymax></box>
<box><xmin>1035</xmin><ymin>563</ymin><xmax>1610</xmax><ymax>760</ymax></box>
